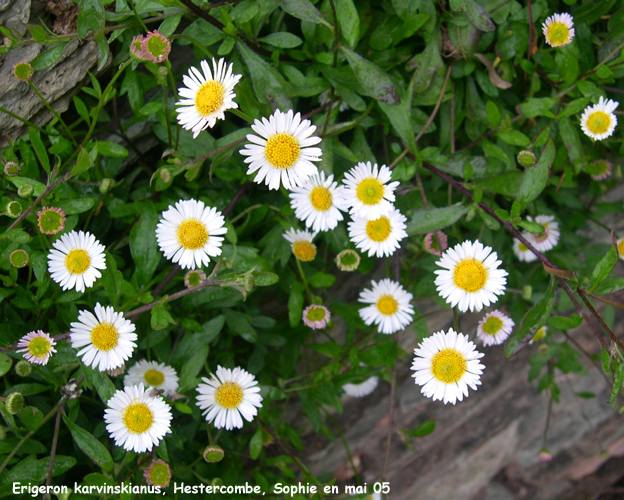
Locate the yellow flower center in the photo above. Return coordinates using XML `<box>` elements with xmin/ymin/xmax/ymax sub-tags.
<box><xmin>532</xmin><ymin>327</ymin><xmax>547</xmax><ymax>342</ymax></box>
<box><xmin>28</xmin><ymin>337</ymin><xmax>51</xmax><ymax>358</ymax></box>
<box><xmin>518</xmin><ymin>241</ymin><xmax>529</xmax><ymax>252</ymax></box>
<box><xmin>309</xmin><ymin>186</ymin><xmax>333</xmax><ymax>211</ymax></box>
<box><xmin>377</xmin><ymin>295</ymin><xmax>398</xmax><ymax>316</ymax></box>
<box><xmin>586</xmin><ymin>111</ymin><xmax>611</xmax><ymax>135</ymax></box>
<box><xmin>177</xmin><ymin>219</ymin><xmax>208</xmax><ymax>250</ymax></box>
<box><xmin>292</xmin><ymin>241</ymin><xmax>317</xmax><ymax>261</ymax></box>
<box><xmin>65</xmin><ymin>249</ymin><xmax>91</xmax><ymax>274</ymax></box>
<box><xmin>618</xmin><ymin>239</ymin><xmax>624</xmax><ymax>256</ymax></box>
<box><xmin>431</xmin><ymin>348</ymin><xmax>467</xmax><ymax>384</ymax></box>
<box><xmin>123</xmin><ymin>402</ymin><xmax>154</xmax><ymax>434</ymax></box>
<box><xmin>195</xmin><ymin>80</ymin><xmax>225</xmax><ymax>116</ymax></box>
<box><xmin>546</xmin><ymin>22</ymin><xmax>570</xmax><ymax>46</ymax></box>
<box><xmin>366</xmin><ymin>216</ymin><xmax>392</xmax><ymax>242</ymax></box>
<box><xmin>215</xmin><ymin>381</ymin><xmax>243</xmax><ymax>409</ymax></box>
<box><xmin>306</xmin><ymin>306</ymin><xmax>327</xmax><ymax>322</ymax></box>
<box><xmin>356</xmin><ymin>178</ymin><xmax>384</xmax><ymax>205</ymax></box>
<box><xmin>90</xmin><ymin>323</ymin><xmax>119</xmax><ymax>351</ymax></box>
<box><xmin>453</xmin><ymin>259</ymin><xmax>488</xmax><ymax>293</ymax></box>
<box><xmin>144</xmin><ymin>369</ymin><xmax>165</xmax><ymax>386</ymax></box>
<box><xmin>264</xmin><ymin>133</ymin><xmax>300</xmax><ymax>168</ymax></box>
<box><xmin>482</xmin><ymin>316</ymin><xmax>503</xmax><ymax>335</ymax></box>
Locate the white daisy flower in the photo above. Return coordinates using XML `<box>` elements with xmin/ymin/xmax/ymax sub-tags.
<box><xmin>283</xmin><ymin>228</ymin><xmax>317</xmax><ymax>262</ymax></box>
<box><xmin>526</xmin><ymin>215</ymin><xmax>560</xmax><ymax>252</ymax></box>
<box><xmin>104</xmin><ymin>383</ymin><xmax>172</xmax><ymax>453</ymax></box>
<box><xmin>580</xmin><ymin>96</ymin><xmax>619</xmax><ymax>141</ymax></box>
<box><xmin>318</xmin><ymin>89</ymin><xmax>349</xmax><ymax>112</ymax></box>
<box><xmin>542</xmin><ymin>13</ymin><xmax>575</xmax><ymax>47</ymax></box>
<box><xmin>16</xmin><ymin>331</ymin><xmax>56</xmax><ymax>365</ymax></box>
<box><xmin>302</xmin><ymin>305</ymin><xmax>330</xmax><ymax>329</ymax></box>
<box><xmin>342</xmin><ymin>162</ymin><xmax>400</xmax><ymax>220</ymax></box>
<box><xmin>476</xmin><ymin>310</ymin><xmax>515</xmax><ymax>346</ymax></box>
<box><xmin>156</xmin><ymin>199</ymin><xmax>227</xmax><ymax>270</ymax></box>
<box><xmin>618</xmin><ymin>237</ymin><xmax>624</xmax><ymax>261</ymax></box>
<box><xmin>70</xmin><ymin>303</ymin><xmax>137</xmax><ymax>372</ymax></box>
<box><xmin>434</xmin><ymin>240</ymin><xmax>508</xmax><ymax>313</ymax></box>
<box><xmin>359</xmin><ymin>278</ymin><xmax>414</xmax><ymax>334</ymax></box>
<box><xmin>175</xmin><ymin>58</ymin><xmax>242</xmax><ymax>138</ymax></box>
<box><xmin>342</xmin><ymin>376</ymin><xmax>379</xmax><ymax>397</ymax></box>
<box><xmin>289</xmin><ymin>172</ymin><xmax>348</xmax><ymax>232</ymax></box>
<box><xmin>411</xmin><ymin>328</ymin><xmax>485</xmax><ymax>405</ymax></box>
<box><xmin>513</xmin><ymin>236</ymin><xmax>538</xmax><ymax>262</ymax></box>
<box><xmin>47</xmin><ymin>230</ymin><xmax>106</xmax><ymax>293</ymax></box>
<box><xmin>348</xmin><ymin>207</ymin><xmax>407</xmax><ymax>258</ymax></box>
<box><xmin>196</xmin><ymin>366</ymin><xmax>263</xmax><ymax>430</ymax></box>
<box><xmin>124</xmin><ymin>360</ymin><xmax>179</xmax><ymax>398</ymax></box>
<box><xmin>240</xmin><ymin>109</ymin><xmax>322</xmax><ymax>190</ymax></box>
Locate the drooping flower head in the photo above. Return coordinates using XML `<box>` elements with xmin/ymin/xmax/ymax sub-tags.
<box><xmin>580</xmin><ymin>96</ymin><xmax>619</xmax><ymax>141</ymax></box>
<box><xmin>289</xmin><ymin>172</ymin><xmax>348</xmax><ymax>232</ymax></box>
<box><xmin>542</xmin><ymin>13</ymin><xmax>575</xmax><ymax>47</ymax></box>
<box><xmin>348</xmin><ymin>207</ymin><xmax>407</xmax><ymax>258</ymax></box>
<box><xmin>184</xmin><ymin>269</ymin><xmax>206</xmax><ymax>288</ymax></box>
<box><xmin>588</xmin><ymin>159</ymin><xmax>612</xmax><ymax>181</ymax></box>
<box><xmin>70</xmin><ymin>303</ymin><xmax>137</xmax><ymax>372</ymax></box>
<box><xmin>336</xmin><ymin>249</ymin><xmax>360</xmax><ymax>271</ymax></box>
<box><xmin>342</xmin><ymin>162</ymin><xmax>399</xmax><ymax>220</ymax></box>
<box><xmin>144</xmin><ymin>459</ymin><xmax>172</xmax><ymax>488</ymax></box>
<box><xmin>129</xmin><ymin>35</ymin><xmax>150</xmax><ymax>62</ymax></box>
<box><xmin>342</xmin><ymin>376</ymin><xmax>379</xmax><ymax>397</ymax></box>
<box><xmin>104</xmin><ymin>384</ymin><xmax>172</xmax><ymax>453</ymax></box>
<box><xmin>141</xmin><ymin>31</ymin><xmax>171</xmax><ymax>63</ymax></box>
<box><xmin>358</xmin><ymin>279</ymin><xmax>414</xmax><ymax>335</ymax></box>
<box><xmin>47</xmin><ymin>230</ymin><xmax>106</xmax><ymax>293</ymax></box>
<box><xmin>411</xmin><ymin>328</ymin><xmax>485</xmax><ymax>405</ymax></box>
<box><xmin>526</xmin><ymin>215</ymin><xmax>560</xmax><ymax>252</ymax></box>
<box><xmin>176</xmin><ymin>58</ymin><xmax>242</xmax><ymax>138</ymax></box>
<box><xmin>124</xmin><ymin>360</ymin><xmax>179</xmax><ymax>398</ymax></box>
<box><xmin>196</xmin><ymin>366</ymin><xmax>263</xmax><ymax>430</ymax></box>
<box><xmin>424</xmin><ymin>231</ymin><xmax>448</xmax><ymax>256</ymax></box>
<box><xmin>476</xmin><ymin>310</ymin><xmax>515</xmax><ymax>346</ymax></box>
<box><xmin>156</xmin><ymin>199</ymin><xmax>227</xmax><ymax>270</ymax></box>
<box><xmin>513</xmin><ymin>237</ymin><xmax>538</xmax><ymax>262</ymax></box>
<box><xmin>38</xmin><ymin>207</ymin><xmax>66</xmax><ymax>235</ymax></box>
<box><xmin>241</xmin><ymin>109</ymin><xmax>322</xmax><ymax>190</ymax></box>
<box><xmin>302</xmin><ymin>305</ymin><xmax>330</xmax><ymax>329</ymax></box>
<box><xmin>16</xmin><ymin>331</ymin><xmax>56</xmax><ymax>365</ymax></box>
<box><xmin>283</xmin><ymin>228</ymin><xmax>317</xmax><ymax>262</ymax></box>
<box><xmin>434</xmin><ymin>240</ymin><xmax>508</xmax><ymax>313</ymax></box>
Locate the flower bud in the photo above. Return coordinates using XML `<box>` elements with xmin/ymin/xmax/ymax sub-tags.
<box><xmin>538</xmin><ymin>448</ymin><xmax>552</xmax><ymax>462</ymax></box>
<box><xmin>10</xmin><ymin>249</ymin><xmax>29</xmax><ymax>269</ymax></box>
<box><xmin>517</xmin><ymin>150</ymin><xmax>536</xmax><ymax>168</ymax></box>
<box><xmin>99</xmin><ymin>178</ymin><xmax>114</xmax><ymax>195</ymax></box>
<box><xmin>13</xmin><ymin>62</ymin><xmax>34</xmax><ymax>82</ymax></box>
<box><xmin>142</xmin><ymin>31</ymin><xmax>172</xmax><ymax>63</ymax></box>
<box><xmin>336</xmin><ymin>249</ymin><xmax>360</xmax><ymax>271</ymax></box>
<box><xmin>6</xmin><ymin>200</ymin><xmax>22</xmax><ymax>218</ymax></box>
<box><xmin>159</xmin><ymin>168</ymin><xmax>172</xmax><ymax>184</ymax></box>
<box><xmin>6</xmin><ymin>392</ymin><xmax>24</xmax><ymax>415</ymax></box>
<box><xmin>17</xmin><ymin>184</ymin><xmax>33</xmax><ymax>198</ymax></box>
<box><xmin>15</xmin><ymin>360</ymin><xmax>32</xmax><ymax>377</ymax></box>
<box><xmin>203</xmin><ymin>445</ymin><xmax>225</xmax><ymax>463</ymax></box>
<box><xmin>3</xmin><ymin>161</ymin><xmax>20</xmax><ymax>177</ymax></box>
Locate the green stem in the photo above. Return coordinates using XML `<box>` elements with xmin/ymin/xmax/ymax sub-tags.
<box><xmin>296</xmin><ymin>258</ymin><xmax>313</xmax><ymax>303</ymax></box>
<box><xmin>28</xmin><ymin>82</ymin><xmax>78</xmax><ymax>146</ymax></box>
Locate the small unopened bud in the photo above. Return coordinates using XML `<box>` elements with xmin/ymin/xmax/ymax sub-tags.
<box><xmin>17</xmin><ymin>184</ymin><xmax>33</xmax><ymax>198</ymax></box>
<box><xmin>99</xmin><ymin>178</ymin><xmax>114</xmax><ymax>195</ymax></box>
<box><xmin>538</xmin><ymin>448</ymin><xmax>552</xmax><ymax>462</ymax></box>
<box><xmin>13</xmin><ymin>62</ymin><xmax>34</xmax><ymax>82</ymax></box>
<box><xmin>203</xmin><ymin>445</ymin><xmax>225</xmax><ymax>463</ymax></box>
<box><xmin>15</xmin><ymin>360</ymin><xmax>32</xmax><ymax>377</ymax></box>
<box><xmin>517</xmin><ymin>150</ymin><xmax>536</xmax><ymax>168</ymax></box>
<box><xmin>6</xmin><ymin>392</ymin><xmax>24</xmax><ymax>415</ymax></box>
<box><xmin>6</xmin><ymin>200</ymin><xmax>22</xmax><ymax>218</ymax></box>
<box><xmin>243</xmin><ymin>274</ymin><xmax>254</xmax><ymax>292</ymax></box>
<box><xmin>158</xmin><ymin>66</ymin><xmax>168</xmax><ymax>76</ymax></box>
<box><xmin>159</xmin><ymin>168</ymin><xmax>172</xmax><ymax>184</ymax></box>
<box><xmin>3</xmin><ymin>161</ymin><xmax>20</xmax><ymax>177</ymax></box>
<box><xmin>3</xmin><ymin>37</ymin><xmax>12</xmax><ymax>49</ymax></box>
<box><xmin>10</xmin><ymin>249</ymin><xmax>29</xmax><ymax>268</ymax></box>
<box><xmin>522</xmin><ymin>285</ymin><xmax>532</xmax><ymax>301</ymax></box>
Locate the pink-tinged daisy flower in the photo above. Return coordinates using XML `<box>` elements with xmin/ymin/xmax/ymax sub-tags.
<box><xmin>424</xmin><ymin>231</ymin><xmax>448</xmax><ymax>256</ymax></box>
<box><xmin>13</xmin><ymin>62</ymin><xmax>34</xmax><ymax>81</ymax></box>
<box><xmin>302</xmin><ymin>305</ymin><xmax>330</xmax><ymax>329</ymax></box>
<box><xmin>16</xmin><ymin>331</ymin><xmax>56</xmax><ymax>365</ymax></box>
<box><xmin>476</xmin><ymin>310</ymin><xmax>515</xmax><ymax>346</ymax></box>
<box><xmin>513</xmin><ymin>237</ymin><xmax>538</xmax><ymax>262</ymax></box>
<box><xmin>589</xmin><ymin>160</ymin><xmax>612</xmax><ymax>181</ymax></box>
<box><xmin>144</xmin><ymin>459</ymin><xmax>172</xmax><ymax>488</ymax></box>
<box><xmin>526</xmin><ymin>215</ymin><xmax>560</xmax><ymax>252</ymax></box>
<box><xmin>37</xmin><ymin>207</ymin><xmax>66</xmax><ymax>235</ymax></box>
<box><xmin>184</xmin><ymin>269</ymin><xmax>206</xmax><ymax>288</ymax></box>
<box><xmin>141</xmin><ymin>31</ymin><xmax>171</xmax><ymax>63</ymax></box>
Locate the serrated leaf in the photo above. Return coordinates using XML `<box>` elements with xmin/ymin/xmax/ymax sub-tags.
<box><xmin>406</xmin><ymin>205</ymin><xmax>469</xmax><ymax>234</ymax></box>
<box><xmin>589</xmin><ymin>244</ymin><xmax>618</xmax><ymax>292</ymax></box>
<box><xmin>516</xmin><ymin>139</ymin><xmax>554</xmax><ymax>209</ymax></box>
<box><xmin>64</xmin><ymin>417</ymin><xmax>114</xmax><ymax>471</ymax></box>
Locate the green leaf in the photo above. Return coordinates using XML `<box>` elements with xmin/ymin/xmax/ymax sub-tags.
<box><xmin>588</xmin><ymin>244</ymin><xmax>618</xmax><ymax>293</ymax></box>
<box><xmin>380</xmin><ymin>78</ymin><xmax>417</xmax><ymax>153</ymax></box>
<box><xmin>516</xmin><ymin>139</ymin><xmax>554</xmax><ymax>209</ymax></box>
<box><xmin>29</xmin><ymin>128</ymin><xmax>50</xmax><ymax>174</ymax></box>
<box><xmin>0</xmin><ymin>354</ymin><xmax>12</xmax><ymax>377</ymax></box>
<box><xmin>130</xmin><ymin>201</ymin><xmax>160</xmax><ymax>286</ymax></box>
<box><xmin>280</xmin><ymin>0</ymin><xmax>334</xmax><ymax>31</ymax></box>
<box><xmin>259</xmin><ymin>32</ymin><xmax>302</xmax><ymax>48</ymax></box>
<box><xmin>0</xmin><ymin>229</ymin><xmax>31</xmax><ymax>244</ymax></box>
<box><xmin>253</xmin><ymin>272</ymin><xmax>279</xmax><ymax>286</ymax></box>
<box><xmin>339</xmin><ymin>45</ymin><xmax>400</xmax><ymax>105</ymax></box>
<box><xmin>101</xmin><ymin>252</ymin><xmax>122</xmax><ymax>308</ymax></box>
<box><xmin>406</xmin><ymin>205</ymin><xmax>469</xmax><ymax>234</ymax></box>
<box><xmin>408</xmin><ymin>31</ymin><xmax>444</xmax><ymax>94</ymax></box>
<box><xmin>151</xmin><ymin>302</ymin><xmax>177</xmax><ymax>330</ymax></box>
<box><xmin>335</xmin><ymin>0</ymin><xmax>359</xmax><ymax>47</ymax></box>
<box><xmin>593</xmin><ymin>277</ymin><xmax>624</xmax><ymax>295</ymax></box>
<box><xmin>82</xmin><ymin>365</ymin><xmax>116</xmax><ymax>404</ymax></box>
<box><xmin>96</xmin><ymin>141</ymin><xmax>129</xmax><ymax>158</ymax></box>
<box><xmin>452</xmin><ymin>0</ymin><xmax>495</xmax><ymax>31</ymax></box>
<box><xmin>407</xmin><ymin>419</ymin><xmax>436</xmax><ymax>437</ymax></box>
<box><xmin>558</xmin><ymin>97</ymin><xmax>591</xmax><ymax>119</ymax></box>
<box><xmin>20</xmin><ymin>406</ymin><xmax>43</xmax><ymax>431</ymax></box>
<box><xmin>496</xmin><ymin>129</ymin><xmax>531</xmax><ymax>147</ymax></box>
<box><xmin>237</xmin><ymin>41</ymin><xmax>292</xmax><ymax>110</ymax></box>
<box><xmin>174</xmin><ymin>402</ymin><xmax>193</xmax><ymax>414</ymax></box>
<box><xmin>505</xmin><ymin>276</ymin><xmax>555</xmax><ymax>358</ymax></box>
<box><xmin>310</xmin><ymin>341</ymin><xmax>343</xmax><ymax>358</ymax></box>
<box><xmin>225</xmin><ymin>309</ymin><xmax>258</xmax><ymax>343</ymax></box>
<box><xmin>32</xmin><ymin>42</ymin><xmax>69</xmax><ymax>71</ymax></box>
<box><xmin>519</xmin><ymin>97</ymin><xmax>556</xmax><ymax>118</ymax></box>
<box><xmin>7</xmin><ymin>176</ymin><xmax>47</xmax><ymax>197</ymax></box>
<box><xmin>69</xmin><ymin>146</ymin><xmax>94</xmax><ymax>178</ymax></box>
<box><xmin>486</xmin><ymin>101</ymin><xmax>501</xmax><ymax>129</ymax></box>
<box><xmin>64</xmin><ymin>417</ymin><xmax>114</xmax><ymax>471</ymax></box>
<box><xmin>250</xmin><ymin>428</ymin><xmax>263</xmax><ymax>460</ymax></box>
<box><xmin>548</xmin><ymin>314</ymin><xmax>583</xmax><ymax>330</ymax></box>
<box><xmin>57</xmin><ymin>198</ymin><xmax>96</xmax><ymax>215</ymax></box>
<box><xmin>558</xmin><ymin>117</ymin><xmax>583</xmax><ymax>174</ymax></box>
<box><xmin>288</xmin><ymin>281</ymin><xmax>305</xmax><ymax>327</ymax></box>
<box><xmin>308</xmin><ymin>272</ymin><xmax>336</xmax><ymax>288</ymax></box>
<box><xmin>78</xmin><ymin>0</ymin><xmax>105</xmax><ymax>39</ymax></box>
<box><xmin>178</xmin><ymin>344</ymin><xmax>210</xmax><ymax>393</ymax></box>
